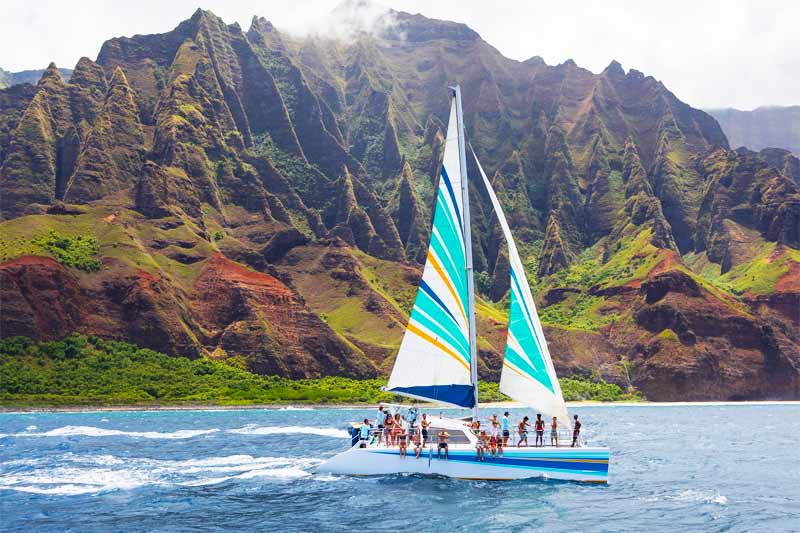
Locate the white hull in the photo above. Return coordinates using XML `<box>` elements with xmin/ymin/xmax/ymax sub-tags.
<box><xmin>316</xmin><ymin>443</ymin><xmax>610</xmax><ymax>483</ymax></box>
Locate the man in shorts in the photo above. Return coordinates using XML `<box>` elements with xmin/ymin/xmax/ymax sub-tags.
<box><xmin>359</xmin><ymin>418</ymin><xmax>371</xmax><ymax>448</ymax></box>
<box><xmin>534</xmin><ymin>413</ymin><xmax>545</xmax><ymax>447</ymax></box>
<box><xmin>517</xmin><ymin>416</ymin><xmax>530</xmax><ymax>447</ymax></box>
<box><xmin>571</xmin><ymin>414</ymin><xmax>582</xmax><ymax>447</ymax></box>
<box><xmin>501</xmin><ymin>412</ymin><xmax>511</xmax><ymax>447</ymax></box>
<box><xmin>376</xmin><ymin>405</ymin><xmax>385</xmax><ymax>444</ymax></box>
<box><xmin>420</xmin><ymin>413</ymin><xmax>430</xmax><ymax>446</ymax></box>
<box><xmin>437</xmin><ymin>430</ymin><xmax>450</xmax><ymax>460</ymax></box>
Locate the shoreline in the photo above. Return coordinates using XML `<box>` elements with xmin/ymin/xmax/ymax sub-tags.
<box><xmin>2</xmin><ymin>399</ymin><xmax>799</xmax><ymax>414</ymax></box>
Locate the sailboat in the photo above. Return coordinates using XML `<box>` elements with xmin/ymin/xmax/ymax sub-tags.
<box><xmin>316</xmin><ymin>87</ymin><xmax>610</xmax><ymax>482</ymax></box>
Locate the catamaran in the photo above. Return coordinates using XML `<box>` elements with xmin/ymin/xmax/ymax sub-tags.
<box><xmin>316</xmin><ymin>87</ymin><xmax>610</xmax><ymax>482</ymax></box>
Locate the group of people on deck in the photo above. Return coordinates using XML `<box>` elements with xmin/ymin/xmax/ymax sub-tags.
<box><xmin>357</xmin><ymin>405</ymin><xmax>583</xmax><ymax>461</ymax></box>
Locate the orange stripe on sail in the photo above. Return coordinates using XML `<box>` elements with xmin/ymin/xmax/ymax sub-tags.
<box><xmin>407</xmin><ymin>322</ymin><xmax>470</xmax><ymax>372</ymax></box>
<box><xmin>426</xmin><ymin>250</ymin><xmax>467</xmax><ymax>325</ymax></box>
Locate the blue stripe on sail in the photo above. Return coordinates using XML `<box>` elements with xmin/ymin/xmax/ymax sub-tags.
<box><xmin>419</xmin><ymin>279</ymin><xmax>459</xmax><ymax>326</ymax></box>
<box><xmin>387</xmin><ymin>385</ymin><xmax>475</xmax><ymax>408</ymax></box>
<box><xmin>440</xmin><ymin>166</ymin><xmax>463</xmax><ymax>234</ymax></box>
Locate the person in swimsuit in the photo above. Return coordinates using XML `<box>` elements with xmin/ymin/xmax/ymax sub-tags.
<box><xmin>384</xmin><ymin>411</ymin><xmax>395</xmax><ymax>446</ymax></box>
<box><xmin>488</xmin><ymin>423</ymin><xmax>498</xmax><ymax>458</ymax></box>
<box><xmin>397</xmin><ymin>416</ymin><xmax>408</xmax><ymax>458</ymax></box>
<box><xmin>420</xmin><ymin>414</ymin><xmax>430</xmax><ymax>446</ymax></box>
<box><xmin>496</xmin><ymin>429</ymin><xmax>504</xmax><ymax>458</ymax></box>
<box><xmin>393</xmin><ymin>413</ymin><xmax>403</xmax><ymax>442</ymax></box>
<box><xmin>571</xmin><ymin>414</ymin><xmax>582</xmax><ymax>447</ymax></box>
<box><xmin>534</xmin><ymin>413</ymin><xmax>545</xmax><ymax>447</ymax></box>
<box><xmin>437</xmin><ymin>431</ymin><xmax>450</xmax><ymax>460</ymax></box>
<box><xmin>550</xmin><ymin>416</ymin><xmax>559</xmax><ymax>447</ymax></box>
<box><xmin>501</xmin><ymin>412</ymin><xmax>511</xmax><ymax>447</ymax></box>
<box><xmin>517</xmin><ymin>416</ymin><xmax>530</xmax><ymax>447</ymax></box>
<box><xmin>412</xmin><ymin>426</ymin><xmax>423</xmax><ymax>458</ymax></box>
<box><xmin>475</xmin><ymin>430</ymin><xmax>487</xmax><ymax>461</ymax></box>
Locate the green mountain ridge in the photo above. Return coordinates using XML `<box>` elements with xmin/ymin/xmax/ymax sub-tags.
<box><xmin>1</xmin><ymin>5</ymin><xmax>798</xmax><ymax>401</ymax></box>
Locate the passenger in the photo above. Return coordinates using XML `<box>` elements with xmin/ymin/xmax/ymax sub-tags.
<box><xmin>488</xmin><ymin>426</ymin><xmax>498</xmax><ymax>459</ymax></box>
<box><xmin>420</xmin><ymin>413</ymin><xmax>430</xmax><ymax>446</ymax></box>
<box><xmin>517</xmin><ymin>416</ymin><xmax>530</xmax><ymax>447</ymax></box>
<box><xmin>384</xmin><ymin>410</ymin><xmax>395</xmax><ymax>446</ymax></box>
<box><xmin>395</xmin><ymin>413</ymin><xmax>404</xmax><ymax>444</ymax></box>
<box><xmin>408</xmin><ymin>406</ymin><xmax>418</xmax><ymax>429</ymax></box>
<box><xmin>437</xmin><ymin>430</ymin><xmax>450</xmax><ymax>460</ymax></box>
<box><xmin>476</xmin><ymin>430</ymin><xmax>486</xmax><ymax>461</ymax></box>
<box><xmin>534</xmin><ymin>413</ymin><xmax>545</xmax><ymax>447</ymax></box>
<box><xmin>501</xmin><ymin>412</ymin><xmax>511</xmax><ymax>447</ymax></box>
<box><xmin>550</xmin><ymin>416</ymin><xmax>559</xmax><ymax>447</ymax></box>
<box><xmin>496</xmin><ymin>430</ymin><xmax>504</xmax><ymax>458</ymax></box>
<box><xmin>397</xmin><ymin>417</ymin><xmax>408</xmax><ymax>458</ymax></box>
<box><xmin>376</xmin><ymin>405</ymin><xmax>385</xmax><ymax>444</ymax></box>
<box><xmin>412</xmin><ymin>426</ymin><xmax>423</xmax><ymax>458</ymax></box>
<box><xmin>571</xmin><ymin>414</ymin><xmax>582</xmax><ymax>447</ymax></box>
<box><xmin>470</xmin><ymin>419</ymin><xmax>480</xmax><ymax>434</ymax></box>
<box><xmin>359</xmin><ymin>418</ymin><xmax>371</xmax><ymax>448</ymax></box>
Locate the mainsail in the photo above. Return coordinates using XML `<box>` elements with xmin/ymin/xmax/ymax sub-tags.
<box><xmin>473</xmin><ymin>150</ymin><xmax>570</xmax><ymax>423</ymax></box>
<box><xmin>386</xmin><ymin>91</ymin><xmax>476</xmax><ymax>408</ymax></box>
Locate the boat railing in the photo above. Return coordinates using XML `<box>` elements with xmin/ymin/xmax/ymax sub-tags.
<box><xmin>352</xmin><ymin>426</ymin><xmax>586</xmax><ymax>448</ymax></box>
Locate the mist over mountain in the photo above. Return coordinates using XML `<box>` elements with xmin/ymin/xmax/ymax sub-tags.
<box><xmin>1</xmin><ymin>5</ymin><xmax>798</xmax><ymax>400</ymax></box>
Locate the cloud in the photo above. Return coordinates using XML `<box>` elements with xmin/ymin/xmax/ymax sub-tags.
<box><xmin>1</xmin><ymin>0</ymin><xmax>797</xmax><ymax>110</ymax></box>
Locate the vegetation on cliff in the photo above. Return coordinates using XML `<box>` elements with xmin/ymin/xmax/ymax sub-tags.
<box><xmin>0</xmin><ymin>335</ymin><xmax>640</xmax><ymax>406</ymax></box>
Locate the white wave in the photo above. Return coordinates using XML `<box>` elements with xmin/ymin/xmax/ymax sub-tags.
<box><xmin>278</xmin><ymin>406</ymin><xmax>314</xmax><ymax>411</ymax></box>
<box><xmin>0</xmin><ymin>454</ymin><xmax>322</xmax><ymax>495</ymax></box>
<box><xmin>0</xmin><ymin>425</ymin><xmax>220</xmax><ymax>439</ymax></box>
<box><xmin>227</xmin><ymin>424</ymin><xmax>349</xmax><ymax>438</ymax></box>
<box><xmin>25</xmin><ymin>425</ymin><xmax>37</xmax><ymax>431</ymax></box>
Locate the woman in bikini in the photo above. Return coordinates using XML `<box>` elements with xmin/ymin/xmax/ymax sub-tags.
<box><xmin>397</xmin><ymin>415</ymin><xmax>408</xmax><ymax>457</ymax></box>
<box><xmin>475</xmin><ymin>430</ymin><xmax>486</xmax><ymax>462</ymax></box>
<box><xmin>383</xmin><ymin>411</ymin><xmax>395</xmax><ymax>446</ymax></box>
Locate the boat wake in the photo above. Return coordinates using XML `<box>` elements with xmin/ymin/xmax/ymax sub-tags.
<box><xmin>0</xmin><ymin>425</ymin><xmax>220</xmax><ymax>439</ymax></box>
<box><xmin>0</xmin><ymin>454</ymin><xmax>323</xmax><ymax>495</ymax></box>
<box><xmin>228</xmin><ymin>424</ymin><xmax>349</xmax><ymax>439</ymax></box>
<box><xmin>0</xmin><ymin>424</ymin><xmax>348</xmax><ymax>440</ymax></box>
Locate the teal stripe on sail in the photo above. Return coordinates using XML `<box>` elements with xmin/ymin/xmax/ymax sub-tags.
<box><xmin>432</xmin><ymin>188</ymin><xmax>467</xmax><ymax>294</ymax></box>
<box><xmin>506</xmin><ymin>271</ymin><xmax>555</xmax><ymax>392</ymax></box>
<box><xmin>410</xmin><ymin>296</ymin><xmax>470</xmax><ymax>360</ymax></box>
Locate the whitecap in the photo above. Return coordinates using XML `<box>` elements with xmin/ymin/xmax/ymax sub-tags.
<box><xmin>227</xmin><ymin>425</ymin><xmax>348</xmax><ymax>439</ymax></box>
<box><xmin>25</xmin><ymin>425</ymin><xmax>37</xmax><ymax>432</ymax></box>
<box><xmin>0</xmin><ymin>425</ymin><xmax>220</xmax><ymax>440</ymax></box>
<box><xmin>0</xmin><ymin>454</ymin><xmax>322</xmax><ymax>496</ymax></box>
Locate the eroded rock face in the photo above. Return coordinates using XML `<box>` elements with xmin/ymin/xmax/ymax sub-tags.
<box><xmin>0</xmin><ymin>8</ymin><xmax>798</xmax><ymax>398</ymax></box>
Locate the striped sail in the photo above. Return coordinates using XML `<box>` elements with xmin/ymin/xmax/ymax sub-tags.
<box><xmin>473</xmin><ymin>151</ymin><xmax>569</xmax><ymax>423</ymax></box>
<box><xmin>386</xmin><ymin>96</ymin><xmax>474</xmax><ymax>408</ymax></box>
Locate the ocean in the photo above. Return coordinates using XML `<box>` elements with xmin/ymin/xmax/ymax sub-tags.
<box><xmin>1</xmin><ymin>404</ymin><xmax>798</xmax><ymax>532</ymax></box>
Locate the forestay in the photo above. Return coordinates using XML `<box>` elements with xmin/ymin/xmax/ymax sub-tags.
<box><xmin>472</xmin><ymin>150</ymin><xmax>570</xmax><ymax>424</ymax></box>
<box><xmin>385</xmin><ymin>96</ymin><xmax>475</xmax><ymax>408</ymax></box>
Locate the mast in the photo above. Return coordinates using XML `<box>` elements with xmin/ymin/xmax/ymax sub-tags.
<box><xmin>452</xmin><ymin>85</ymin><xmax>479</xmax><ymax>420</ymax></box>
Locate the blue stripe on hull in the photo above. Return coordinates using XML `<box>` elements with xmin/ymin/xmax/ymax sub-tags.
<box><xmin>385</xmin><ymin>385</ymin><xmax>475</xmax><ymax>408</ymax></box>
<box><xmin>370</xmin><ymin>449</ymin><xmax>609</xmax><ymax>477</ymax></box>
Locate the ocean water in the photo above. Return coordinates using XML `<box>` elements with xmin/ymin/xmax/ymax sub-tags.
<box><xmin>1</xmin><ymin>404</ymin><xmax>798</xmax><ymax>532</ymax></box>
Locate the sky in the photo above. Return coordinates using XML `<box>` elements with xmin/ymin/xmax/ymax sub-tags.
<box><xmin>2</xmin><ymin>0</ymin><xmax>798</xmax><ymax>111</ymax></box>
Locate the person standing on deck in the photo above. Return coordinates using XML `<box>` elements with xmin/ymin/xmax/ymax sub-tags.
<box><xmin>571</xmin><ymin>414</ymin><xmax>582</xmax><ymax>447</ymax></box>
<box><xmin>359</xmin><ymin>418</ymin><xmax>371</xmax><ymax>448</ymax></box>
<box><xmin>384</xmin><ymin>410</ymin><xmax>395</xmax><ymax>446</ymax></box>
<box><xmin>501</xmin><ymin>412</ymin><xmax>511</xmax><ymax>447</ymax></box>
<box><xmin>517</xmin><ymin>416</ymin><xmax>530</xmax><ymax>447</ymax></box>
<box><xmin>376</xmin><ymin>405</ymin><xmax>386</xmax><ymax>445</ymax></box>
<box><xmin>420</xmin><ymin>413</ymin><xmax>431</xmax><ymax>446</ymax></box>
<box><xmin>408</xmin><ymin>406</ymin><xmax>418</xmax><ymax>429</ymax></box>
<box><xmin>550</xmin><ymin>416</ymin><xmax>559</xmax><ymax>447</ymax></box>
<box><xmin>534</xmin><ymin>414</ymin><xmax>545</xmax><ymax>447</ymax></box>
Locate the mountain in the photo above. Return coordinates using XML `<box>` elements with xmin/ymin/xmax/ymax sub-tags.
<box><xmin>1</xmin><ymin>5</ymin><xmax>798</xmax><ymax>400</ymax></box>
<box><xmin>706</xmin><ymin>106</ymin><xmax>800</xmax><ymax>155</ymax></box>
<box><xmin>0</xmin><ymin>67</ymin><xmax>73</xmax><ymax>89</ymax></box>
